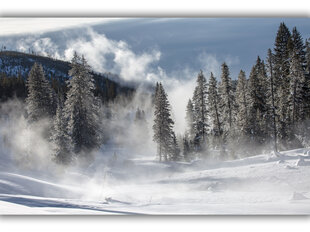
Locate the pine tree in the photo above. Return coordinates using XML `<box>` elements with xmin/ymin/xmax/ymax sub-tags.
<box><xmin>64</xmin><ymin>52</ymin><xmax>101</xmax><ymax>156</ymax></box>
<box><xmin>153</xmin><ymin>83</ymin><xmax>175</xmax><ymax>162</ymax></box>
<box><xmin>247</xmin><ymin>57</ymin><xmax>269</xmax><ymax>146</ymax></box>
<box><xmin>171</xmin><ymin>132</ymin><xmax>181</xmax><ymax>161</ymax></box>
<box><xmin>219</xmin><ymin>63</ymin><xmax>235</xmax><ymax>140</ymax></box>
<box><xmin>306</xmin><ymin>39</ymin><xmax>310</xmax><ymax>78</ymax></box>
<box><xmin>289</xmin><ymin>27</ymin><xmax>307</xmax><ymax>123</ymax></box>
<box><xmin>288</xmin><ymin>46</ymin><xmax>306</xmax><ymax>125</ymax></box>
<box><xmin>52</xmin><ymin>101</ymin><xmax>72</xmax><ymax>165</ymax></box>
<box><xmin>185</xmin><ymin>99</ymin><xmax>195</xmax><ymax>141</ymax></box>
<box><xmin>273</xmin><ymin>22</ymin><xmax>292</xmax><ymax>147</ymax></box>
<box><xmin>235</xmin><ymin>70</ymin><xmax>250</xmax><ymax>137</ymax></box>
<box><xmin>26</xmin><ymin>63</ymin><xmax>56</xmax><ymax>122</ymax></box>
<box><xmin>266</xmin><ymin>49</ymin><xmax>278</xmax><ymax>152</ymax></box>
<box><xmin>208</xmin><ymin>72</ymin><xmax>222</xmax><ymax>148</ymax></box>
<box><xmin>182</xmin><ymin>136</ymin><xmax>191</xmax><ymax>162</ymax></box>
<box><xmin>192</xmin><ymin>70</ymin><xmax>209</xmax><ymax>150</ymax></box>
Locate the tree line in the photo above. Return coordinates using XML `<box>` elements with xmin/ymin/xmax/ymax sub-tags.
<box><xmin>153</xmin><ymin>22</ymin><xmax>310</xmax><ymax>162</ymax></box>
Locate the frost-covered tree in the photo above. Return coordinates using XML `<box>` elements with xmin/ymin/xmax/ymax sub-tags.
<box><xmin>235</xmin><ymin>70</ymin><xmax>250</xmax><ymax>137</ymax></box>
<box><xmin>208</xmin><ymin>72</ymin><xmax>222</xmax><ymax>148</ymax></box>
<box><xmin>153</xmin><ymin>83</ymin><xmax>175</xmax><ymax>162</ymax></box>
<box><xmin>289</xmin><ymin>27</ymin><xmax>308</xmax><ymax>123</ymax></box>
<box><xmin>64</xmin><ymin>52</ymin><xmax>101</xmax><ymax>156</ymax></box>
<box><xmin>185</xmin><ymin>99</ymin><xmax>195</xmax><ymax>141</ymax></box>
<box><xmin>288</xmin><ymin>46</ymin><xmax>306</xmax><ymax>125</ymax></box>
<box><xmin>182</xmin><ymin>136</ymin><xmax>191</xmax><ymax>162</ymax></box>
<box><xmin>135</xmin><ymin>107</ymin><xmax>146</xmax><ymax>122</ymax></box>
<box><xmin>192</xmin><ymin>70</ymin><xmax>208</xmax><ymax>150</ymax></box>
<box><xmin>219</xmin><ymin>63</ymin><xmax>235</xmax><ymax>140</ymax></box>
<box><xmin>247</xmin><ymin>57</ymin><xmax>269</xmax><ymax>145</ymax></box>
<box><xmin>26</xmin><ymin>62</ymin><xmax>56</xmax><ymax>122</ymax></box>
<box><xmin>306</xmin><ymin>39</ymin><xmax>310</xmax><ymax>78</ymax></box>
<box><xmin>273</xmin><ymin>22</ymin><xmax>291</xmax><ymax>146</ymax></box>
<box><xmin>171</xmin><ymin>132</ymin><xmax>181</xmax><ymax>161</ymax></box>
<box><xmin>52</xmin><ymin>102</ymin><xmax>72</xmax><ymax>165</ymax></box>
<box><xmin>266</xmin><ymin>49</ymin><xmax>278</xmax><ymax>152</ymax></box>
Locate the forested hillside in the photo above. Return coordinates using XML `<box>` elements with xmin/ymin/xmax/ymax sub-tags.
<box><xmin>0</xmin><ymin>51</ymin><xmax>134</xmax><ymax>102</ymax></box>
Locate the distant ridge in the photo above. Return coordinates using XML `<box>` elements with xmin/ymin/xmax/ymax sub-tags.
<box><xmin>0</xmin><ymin>50</ymin><xmax>134</xmax><ymax>102</ymax></box>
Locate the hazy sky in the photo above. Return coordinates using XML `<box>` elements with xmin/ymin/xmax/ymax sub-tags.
<box><xmin>0</xmin><ymin>18</ymin><xmax>123</xmax><ymax>36</ymax></box>
<box><xmin>1</xmin><ymin>18</ymin><xmax>310</xmax><ymax>80</ymax></box>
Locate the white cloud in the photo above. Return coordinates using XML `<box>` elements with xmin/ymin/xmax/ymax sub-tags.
<box><xmin>198</xmin><ymin>51</ymin><xmax>240</xmax><ymax>79</ymax></box>
<box><xmin>198</xmin><ymin>52</ymin><xmax>221</xmax><ymax>77</ymax></box>
<box><xmin>0</xmin><ymin>18</ymin><xmax>124</xmax><ymax>36</ymax></box>
<box><xmin>63</xmin><ymin>29</ymin><xmax>162</xmax><ymax>83</ymax></box>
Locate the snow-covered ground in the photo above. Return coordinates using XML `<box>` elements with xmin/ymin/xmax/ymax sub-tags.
<box><xmin>1</xmin><ymin>148</ymin><xmax>310</xmax><ymax>215</ymax></box>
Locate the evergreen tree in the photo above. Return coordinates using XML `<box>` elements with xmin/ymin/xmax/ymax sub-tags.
<box><xmin>266</xmin><ymin>49</ymin><xmax>278</xmax><ymax>152</ymax></box>
<box><xmin>288</xmin><ymin>46</ymin><xmax>306</xmax><ymax>125</ymax></box>
<box><xmin>219</xmin><ymin>63</ymin><xmax>235</xmax><ymax>140</ymax></box>
<box><xmin>208</xmin><ymin>72</ymin><xmax>222</xmax><ymax>148</ymax></box>
<box><xmin>273</xmin><ymin>22</ymin><xmax>292</xmax><ymax>147</ymax></box>
<box><xmin>171</xmin><ymin>132</ymin><xmax>181</xmax><ymax>161</ymax></box>
<box><xmin>247</xmin><ymin>57</ymin><xmax>269</xmax><ymax>145</ymax></box>
<box><xmin>192</xmin><ymin>70</ymin><xmax>209</xmax><ymax>150</ymax></box>
<box><xmin>26</xmin><ymin>62</ymin><xmax>56</xmax><ymax>122</ymax></box>
<box><xmin>306</xmin><ymin>39</ymin><xmax>310</xmax><ymax>78</ymax></box>
<box><xmin>64</xmin><ymin>52</ymin><xmax>101</xmax><ymax>156</ymax></box>
<box><xmin>289</xmin><ymin>27</ymin><xmax>308</xmax><ymax>124</ymax></box>
<box><xmin>235</xmin><ymin>70</ymin><xmax>250</xmax><ymax>137</ymax></box>
<box><xmin>182</xmin><ymin>136</ymin><xmax>191</xmax><ymax>162</ymax></box>
<box><xmin>153</xmin><ymin>83</ymin><xmax>175</xmax><ymax>162</ymax></box>
<box><xmin>52</xmin><ymin>102</ymin><xmax>72</xmax><ymax>165</ymax></box>
<box><xmin>185</xmin><ymin>99</ymin><xmax>195</xmax><ymax>141</ymax></box>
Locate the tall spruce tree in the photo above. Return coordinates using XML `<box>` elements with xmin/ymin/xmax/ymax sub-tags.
<box><xmin>273</xmin><ymin>22</ymin><xmax>292</xmax><ymax>147</ymax></box>
<box><xmin>182</xmin><ymin>136</ymin><xmax>191</xmax><ymax>162</ymax></box>
<box><xmin>288</xmin><ymin>46</ymin><xmax>306</xmax><ymax>126</ymax></box>
<box><xmin>235</xmin><ymin>70</ymin><xmax>250</xmax><ymax>137</ymax></box>
<box><xmin>52</xmin><ymin>101</ymin><xmax>72</xmax><ymax>164</ymax></box>
<box><xmin>185</xmin><ymin>99</ymin><xmax>195</xmax><ymax>141</ymax></box>
<box><xmin>192</xmin><ymin>70</ymin><xmax>209</xmax><ymax>150</ymax></box>
<box><xmin>26</xmin><ymin>62</ymin><xmax>56</xmax><ymax>122</ymax></box>
<box><xmin>266</xmin><ymin>49</ymin><xmax>278</xmax><ymax>152</ymax></box>
<box><xmin>153</xmin><ymin>83</ymin><xmax>175</xmax><ymax>162</ymax></box>
<box><xmin>208</xmin><ymin>72</ymin><xmax>222</xmax><ymax>148</ymax></box>
<box><xmin>289</xmin><ymin>27</ymin><xmax>307</xmax><ymax>123</ymax></box>
<box><xmin>247</xmin><ymin>57</ymin><xmax>269</xmax><ymax>145</ymax></box>
<box><xmin>306</xmin><ymin>39</ymin><xmax>310</xmax><ymax>78</ymax></box>
<box><xmin>171</xmin><ymin>132</ymin><xmax>181</xmax><ymax>161</ymax></box>
<box><xmin>64</xmin><ymin>52</ymin><xmax>101</xmax><ymax>156</ymax></box>
<box><xmin>219</xmin><ymin>63</ymin><xmax>235</xmax><ymax>140</ymax></box>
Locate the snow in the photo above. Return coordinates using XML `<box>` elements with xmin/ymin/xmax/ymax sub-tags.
<box><xmin>1</xmin><ymin>149</ymin><xmax>310</xmax><ymax>214</ymax></box>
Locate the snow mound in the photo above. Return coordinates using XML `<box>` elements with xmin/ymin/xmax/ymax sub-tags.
<box><xmin>303</xmin><ymin>149</ymin><xmax>310</xmax><ymax>157</ymax></box>
<box><xmin>267</xmin><ymin>151</ymin><xmax>283</xmax><ymax>161</ymax></box>
<box><xmin>295</xmin><ymin>156</ymin><xmax>310</xmax><ymax>166</ymax></box>
<box><xmin>291</xmin><ymin>192</ymin><xmax>308</xmax><ymax>201</ymax></box>
<box><xmin>285</xmin><ymin>165</ymin><xmax>297</xmax><ymax>170</ymax></box>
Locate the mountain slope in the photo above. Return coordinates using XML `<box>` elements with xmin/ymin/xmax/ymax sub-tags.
<box><xmin>0</xmin><ymin>50</ymin><xmax>134</xmax><ymax>102</ymax></box>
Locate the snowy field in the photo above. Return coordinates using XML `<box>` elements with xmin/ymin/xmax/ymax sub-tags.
<box><xmin>1</xmin><ymin>148</ymin><xmax>310</xmax><ymax>215</ymax></box>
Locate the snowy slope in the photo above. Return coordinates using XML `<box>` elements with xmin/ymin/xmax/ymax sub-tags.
<box><xmin>1</xmin><ymin>149</ymin><xmax>310</xmax><ymax>215</ymax></box>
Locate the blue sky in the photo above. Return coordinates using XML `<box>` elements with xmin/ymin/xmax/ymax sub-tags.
<box><xmin>1</xmin><ymin>18</ymin><xmax>310</xmax><ymax>81</ymax></box>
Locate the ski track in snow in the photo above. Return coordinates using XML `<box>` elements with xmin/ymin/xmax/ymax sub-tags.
<box><xmin>1</xmin><ymin>149</ymin><xmax>310</xmax><ymax>214</ymax></box>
